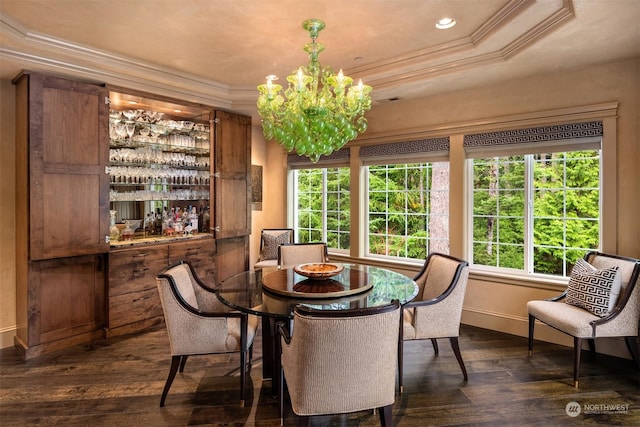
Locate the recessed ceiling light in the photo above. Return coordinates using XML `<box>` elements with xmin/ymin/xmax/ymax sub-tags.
<box><xmin>127</xmin><ymin>101</ymin><xmax>138</xmax><ymax>105</ymax></box>
<box><xmin>266</xmin><ymin>74</ymin><xmax>279</xmax><ymax>81</ymax></box>
<box><xmin>174</xmin><ymin>109</ymin><xmax>182</xmax><ymax>113</ymax></box>
<box><xmin>436</xmin><ymin>18</ymin><xmax>456</xmax><ymax>30</ymax></box>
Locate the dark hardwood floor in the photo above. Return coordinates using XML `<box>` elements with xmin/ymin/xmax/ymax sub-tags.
<box><xmin>1</xmin><ymin>324</ymin><xmax>638</xmax><ymax>426</ymax></box>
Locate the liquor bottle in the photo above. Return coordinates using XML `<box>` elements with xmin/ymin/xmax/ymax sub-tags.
<box><xmin>109</xmin><ymin>210</ymin><xmax>120</xmax><ymax>242</ymax></box>
<box><xmin>189</xmin><ymin>206</ymin><xmax>198</xmax><ymax>234</ymax></box>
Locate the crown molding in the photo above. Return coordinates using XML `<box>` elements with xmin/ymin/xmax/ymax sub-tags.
<box><xmin>0</xmin><ymin>0</ymin><xmax>575</xmax><ymax>115</ymax></box>
<box><xmin>0</xmin><ymin>12</ymin><xmax>234</xmax><ymax>109</ymax></box>
<box><xmin>349</xmin><ymin>0</ymin><xmax>574</xmax><ymax>92</ymax></box>
<box><xmin>353</xmin><ymin>102</ymin><xmax>619</xmax><ymax>145</ymax></box>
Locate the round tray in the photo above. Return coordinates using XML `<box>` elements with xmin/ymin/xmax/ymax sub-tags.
<box><xmin>293</xmin><ymin>263</ymin><xmax>344</xmax><ymax>279</ymax></box>
<box><xmin>261</xmin><ymin>268</ymin><xmax>372</xmax><ymax>299</ymax></box>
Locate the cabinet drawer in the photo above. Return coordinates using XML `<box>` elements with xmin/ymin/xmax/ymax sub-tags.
<box><xmin>108</xmin><ymin>287</ymin><xmax>163</xmax><ymax>329</ymax></box>
<box><xmin>169</xmin><ymin>239</ymin><xmax>215</xmax><ymax>263</ymax></box>
<box><xmin>109</xmin><ymin>257</ymin><xmax>167</xmax><ymax>297</ymax></box>
<box><xmin>109</xmin><ymin>245</ymin><xmax>168</xmax><ymax>267</ymax></box>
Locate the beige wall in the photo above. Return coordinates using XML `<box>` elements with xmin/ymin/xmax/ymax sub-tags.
<box><xmin>249</xmin><ymin>128</ymin><xmax>290</xmax><ymax>267</ymax></box>
<box><xmin>274</xmin><ymin>57</ymin><xmax>640</xmax><ymax>358</ymax></box>
<box><xmin>364</xmin><ymin>57</ymin><xmax>639</xmax><ymax>259</ymax></box>
<box><xmin>0</xmin><ymin>79</ymin><xmax>16</xmax><ymax>348</ymax></box>
<box><xmin>1</xmin><ymin>58</ymin><xmax>638</xmax><ymax>356</ymax></box>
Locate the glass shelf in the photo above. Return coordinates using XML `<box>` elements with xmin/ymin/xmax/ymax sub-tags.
<box><xmin>109</xmin><ymin>161</ymin><xmax>209</xmax><ymax>171</ymax></box>
<box><xmin>109</xmin><ymin>138</ymin><xmax>209</xmax><ymax>155</ymax></box>
<box><xmin>108</xmin><ymin>101</ymin><xmax>212</xmax><ymax>244</ymax></box>
<box><xmin>110</xmin><ymin>189</ymin><xmax>209</xmax><ymax>202</ymax></box>
<box><xmin>110</xmin><ymin>182</ymin><xmax>209</xmax><ymax>187</ymax></box>
<box><xmin>108</xmin><ymin>114</ymin><xmax>210</xmax><ymax>137</ymax></box>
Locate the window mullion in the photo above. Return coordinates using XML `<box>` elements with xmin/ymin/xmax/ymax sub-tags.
<box><xmin>524</xmin><ymin>155</ymin><xmax>533</xmax><ymax>274</ymax></box>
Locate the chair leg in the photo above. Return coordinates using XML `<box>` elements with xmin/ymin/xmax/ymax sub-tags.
<box><xmin>278</xmin><ymin>364</ymin><xmax>284</xmax><ymax>424</ymax></box>
<box><xmin>587</xmin><ymin>339</ymin><xmax>596</xmax><ymax>355</ymax></box>
<box><xmin>624</xmin><ymin>336</ymin><xmax>640</xmax><ymax>368</ymax></box>
<box><xmin>160</xmin><ymin>355</ymin><xmax>181</xmax><ymax>407</ymax></box>
<box><xmin>449</xmin><ymin>337</ymin><xmax>468</xmax><ymax>381</ymax></box>
<box><xmin>379</xmin><ymin>404</ymin><xmax>393</xmax><ymax>427</ymax></box>
<box><xmin>240</xmin><ymin>349</ymin><xmax>247</xmax><ymax>407</ymax></box>
<box><xmin>178</xmin><ymin>355</ymin><xmax>188</xmax><ymax>372</ymax></box>
<box><xmin>528</xmin><ymin>315</ymin><xmax>535</xmax><ymax>356</ymax></box>
<box><xmin>573</xmin><ymin>337</ymin><xmax>582</xmax><ymax>388</ymax></box>
<box><xmin>398</xmin><ymin>339</ymin><xmax>404</xmax><ymax>394</ymax></box>
<box><xmin>431</xmin><ymin>338</ymin><xmax>439</xmax><ymax>354</ymax></box>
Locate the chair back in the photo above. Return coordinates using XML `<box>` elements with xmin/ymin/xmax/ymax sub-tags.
<box><xmin>585</xmin><ymin>251</ymin><xmax>640</xmax><ymax>300</ymax></box>
<box><xmin>282</xmin><ymin>301</ymin><xmax>400</xmax><ymax>416</ymax></box>
<box><xmin>277</xmin><ymin>242</ymin><xmax>327</xmax><ymax>268</ymax></box>
<box><xmin>258</xmin><ymin>228</ymin><xmax>294</xmax><ymax>262</ymax></box>
<box><xmin>156</xmin><ymin>262</ymin><xmax>232</xmax><ymax>355</ymax></box>
<box><xmin>415</xmin><ymin>253</ymin><xmax>469</xmax><ymax>302</ymax></box>
<box><xmin>412</xmin><ymin>253</ymin><xmax>469</xmax><ymax>336</ymax></box>
<box><xmin>584</xmin><ymin>251</ymin><xmax>640</xmax><ymax>333</ymax></box>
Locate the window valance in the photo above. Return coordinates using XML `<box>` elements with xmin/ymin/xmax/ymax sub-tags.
<box><xmin>288</xmin><ymin>148</ymin><xmax>350</xmax><ymax>169</ymax></box>
<box><xmin>464</xmin><ymin>121</ymin><xmax>602</xmax><ymax>158</ymax></box>
<box><xmin>360</xmin><ymin>137</ymin><xmax>450</xmax><ymax>165</ymax></box>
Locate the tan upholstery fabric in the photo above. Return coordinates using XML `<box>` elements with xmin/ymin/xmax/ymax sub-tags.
<box><xmin>528</xmin><ymin>253</ymin><xmax>640</xmax><ymax>338</ymax></box>
<box><xmin>281</xmin><ymin>306</ymin><xmax>400</xmax><ymax>416</ymax></box>
<box><xmin>404</xmin><ymin>255</ymin><xmax>470</xmax><ymax>339</ymax></box>
<box><xmin>254</xmin><ymin>258</ymin><xmax>278</xmax><ymax>268</ymax></box>
<box><xmin>528</xmin><ymin>275</ymin><xmax>640</xmax><ymax>338</ymax></box>
<box><xmin>156</xmin><ymin>263</ymin><xmax>257</xmax><ymax>356</ymax></box>
<box><xmin>278</xmin><ymin>243</ymin><xmax>327</xmax><ymax>268</ymax></box>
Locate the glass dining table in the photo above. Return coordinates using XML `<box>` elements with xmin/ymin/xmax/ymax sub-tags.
<box><xmin>216</xmin><ymin>263</ymin><xmax>419</xmax><ymax>387</ymax></box>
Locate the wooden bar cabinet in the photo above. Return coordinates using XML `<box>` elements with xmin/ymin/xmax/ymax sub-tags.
<box><xmin>13</xmin><ymin>71</ymin><xmax>251</xmax><ymax>358</ymax></box>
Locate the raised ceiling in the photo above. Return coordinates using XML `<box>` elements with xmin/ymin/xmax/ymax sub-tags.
<box><xmin>1</xmin><ymin>0</ymin><xmax>638</xmax><ymax>118</ymax></box>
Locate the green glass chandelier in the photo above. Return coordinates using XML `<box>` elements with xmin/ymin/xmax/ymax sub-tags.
<box><xmin>257</xmin><ymin>19</ymin><xmax>372</xmax><ymax>163</ymax></box>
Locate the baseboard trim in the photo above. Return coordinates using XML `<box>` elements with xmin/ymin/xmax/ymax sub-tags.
<box><xmin>0</xmin><ymin>325</ymin><xmax>16</xmax><ymax>350</ymax></box>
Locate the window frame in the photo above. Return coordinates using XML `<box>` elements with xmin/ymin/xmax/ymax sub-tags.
<box><xmin>465</xmin><ymin>138</ymin><xmax>603</xmax><ymax>278</ymax></box>
<box><xmin>364</xmin><ymin>161</ymin><xmax>451</xmax><ymax>262</ymax></box>
<box><xmin>292</xmin><ymin>167</ymin><xmax>351</xmax><ymax>253</ymax></box>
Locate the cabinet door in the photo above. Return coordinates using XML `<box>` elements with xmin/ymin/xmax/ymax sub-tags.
<box><xmin>22</xmin><ymin>255</ymin><xmax>106</xmax><ymax>357</ymax></box>
<box><xmin>213</xmin><ymin>110</ymin><xmax>251</xmax><ymax>239</ymax></box>
<box><xmin>28</xmin><ymin>73</ymin><xmax>110</xmax><ymax>260</ymax></box>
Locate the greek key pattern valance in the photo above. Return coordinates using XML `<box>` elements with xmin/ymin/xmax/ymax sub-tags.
<box><xmin>360</xmin><ymin>137</ymin><xmax>450</xmax><ymax>158</ymax></box>
<box><xmin>288</xmin><ymin>148</ymin><xmax>350</xmax><ymax>168</ymax></box>
<box><xmin>463</xmin><ymin>121</ymin><xmax>603</xmax><ymax>148</ymax></box>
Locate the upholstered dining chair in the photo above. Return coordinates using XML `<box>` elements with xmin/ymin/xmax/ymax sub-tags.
<box><xmin>156</xmin><ymin>261</ymin><xmax>258</xmax><ymax>407</ymax></box>
<box><xmin>254</xmin><ymin>228</ymin><xmax>294</xmax><ymax>269</ymax></box>
<box><xmin>528</xmin><ymin>251</ymin><xmax>640</xmax><ymax>387</ymax></box>
<box><xmin>277</xmin><ymin>242</ymin><xmax>328</xmax><ymax>268</ymax></box>
<box><xmin>277</xmin><ymin>301</ymin><xmax>401</xmax><ymax>426</ymax></box>
<box><xmin>398</xmin><ymin>253</ymin><xmax>470</xmax><ymax>393</ymax></box>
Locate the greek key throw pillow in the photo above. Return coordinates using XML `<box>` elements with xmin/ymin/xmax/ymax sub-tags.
<box><xmin>259</xmin><ymin>231</ymin><xmax>292</xmax><ymax>261</ymax></box>
<box><xmin>565</xmin><ymin>259</ymin><xmax>620</xmax><ymax>317</ymax></box>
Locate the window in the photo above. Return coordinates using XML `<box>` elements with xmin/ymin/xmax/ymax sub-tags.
<box><xmin>294</xmin><ymin>167</ymin><xmax>351</xmax><ymax>250</ymax></box>
<box><xmin>466</xmin><ymin>122</ymin><xmax>602</xmax><ymax>277</ymax></box>
<box><xmin>367</xmin><ymin>162</ymin><xmax>449</xmax><ymax>260</ymax></box>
